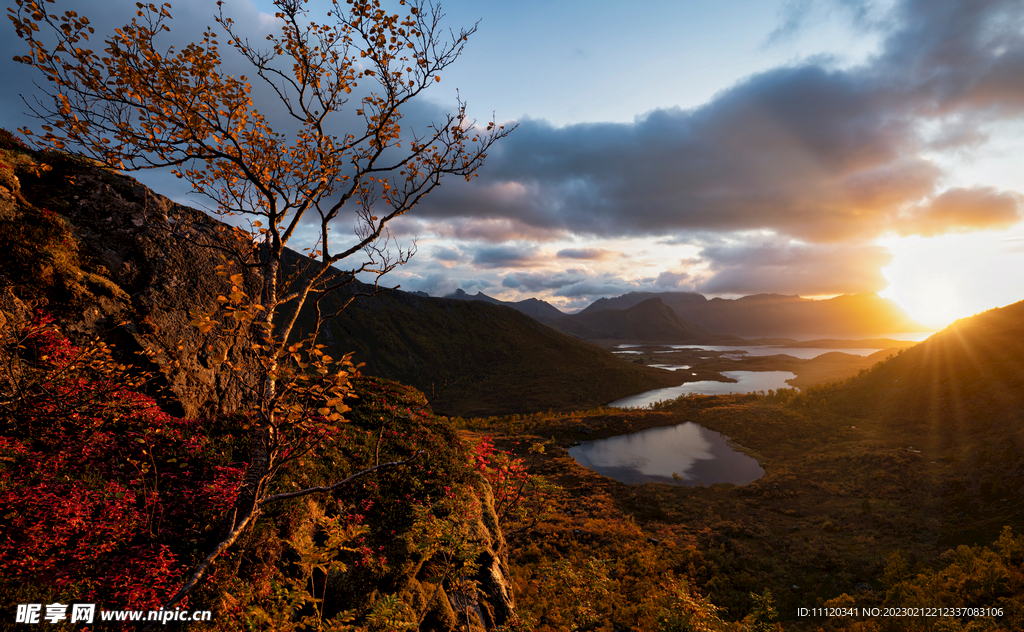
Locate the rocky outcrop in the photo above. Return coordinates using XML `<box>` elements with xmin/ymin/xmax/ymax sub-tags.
<box><xmin>1</xmin><ymin>137</ymin><xmax>264</xmax><ymax>418</ymax></box>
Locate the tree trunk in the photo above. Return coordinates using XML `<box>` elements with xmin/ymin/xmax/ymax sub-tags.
<box><xmin>228</xmin><ymin>251</ymin><xmax>280</xmax><ymax>533</ymax></box>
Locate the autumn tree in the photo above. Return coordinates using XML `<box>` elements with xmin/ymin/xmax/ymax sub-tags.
<box><xmin>9</xmin><ymin>0</ymin><xmax>512</xmax><ymax>607</ymax></box>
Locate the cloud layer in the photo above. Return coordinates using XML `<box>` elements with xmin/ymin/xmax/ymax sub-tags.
<box><xmin>414</xmin><ymin>0</ymin><xmax>1024</xmax><ymax>245</ymax></box>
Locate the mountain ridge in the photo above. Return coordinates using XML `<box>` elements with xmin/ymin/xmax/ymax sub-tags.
<box><xmin>577</xmin><ymin>290</ymin><xmax>929</xmax><ymax>336</ymax></box>
<box><xmin>444</xmin><ymin>288</ymin><xmax>566</xmax><ymax>323</ymax></box>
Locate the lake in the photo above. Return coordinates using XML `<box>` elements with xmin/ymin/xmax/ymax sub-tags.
<box><xmin>568</xmin><ymin>422</ymin><xmax>764</xmax><ymax>486</ymax></box>
<box><xmin>608</xmin><ymin>370</ymin><xmax>796</xmax><ymax>408</ymax></box>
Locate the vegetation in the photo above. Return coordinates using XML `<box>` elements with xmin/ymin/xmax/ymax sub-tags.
<box><xmin>455</xmin><ymin>300</ymin><xmax>1024</xmax><ymax>630</ymax></box>
<box><xmin>0</xmin><ymin>307</ymin><xmax>523</xmax><ymax>628</ymax></box>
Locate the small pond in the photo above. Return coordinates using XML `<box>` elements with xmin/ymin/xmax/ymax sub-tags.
<box><xmin>568</xmin><ymin>422</ymin><xmax>764</xmax><ymax>486</ymax></box>
<box><xmin>608</xmin><ymin>370</ymin><xmax>796</xmax><ymax>409</ymax></box>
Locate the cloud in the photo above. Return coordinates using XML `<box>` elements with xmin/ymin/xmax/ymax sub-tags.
<box><xmin>501</xmin><ymin>271</ymin><xmax>587</xmax><ymax>293</ymax></box>
<box><xmin>410</xmin><ymin>0</ymin><xmax>1024</xmax><ymax>244</ymax></box>
<box><xmin>556</xmin><ymin>247</ymin><xmax>617</xmax><ymax>260</ymax></box>
<box><xmin>696</xmin><ymin>239</ymin><xmax>892</xmax><ymax>295</ymax></box>
<box><xmin>656</xmin><ymin>271</ymin><xmax>692</xmax><ymax>288</ymax></box>
<box><xmin>391</xmin><ymin>217</ymin><xmax>569</xmax><ymax>242</ymax></box>
<box><xmin>895</xmin><ymin>187</ymin><xmax>1023</xmax><ymax>236</ymax></box>
<box><xmin>395</xmin><ymin>272</ymin><xmax>496</xmax><ymax>297</ymax></box>
<box><xmin>470</xmin><ymin>245</ymin><xmax>543</xmax><ymax>268</ymax></box>
<box><xmin>432</xmin><ymin>246</ymin><xmax>465</xmax><ymax>262</ymax></box>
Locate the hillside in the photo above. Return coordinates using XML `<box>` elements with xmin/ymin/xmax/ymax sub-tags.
<box><xmin>288</xmin><ymin>276</ymin><xmax>683</xmax><ymax>417</ymax></box>
<box><xmin>0</xmin><ymin>133</ymin><xmax>682</xmax><ymax>419</ymax></box>
<box><xmin>821</xmin><ymin>300</ymin><xmax>1024</xmax><ymax>441</ymax></box>
<box><xmin>0</xmin><ymin>132</ymin><xmax>521</xmax><ymax>630</ymax></box>
<box><xmin>459</xmin><ymin>299</ymin><xmax>1024</xmax><ymax>630</ymax></box>
<box><xmin>800</xmin><ymin>299</ymin><xmax>1024</xmax><ymax>537</ymax></box>
<box><xmin>578</xmin><ymin>291</ymin><xmax>929</xmax><ymax>336</ymax></box>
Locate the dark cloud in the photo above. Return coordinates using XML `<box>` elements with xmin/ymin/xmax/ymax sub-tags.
<box><xmin>413</xmin><ymin>0</ymin><xmax>1024</xmax><ymax>243</ymax></box>
<box><xmin>470</xmin><ymin>245</ymin><xmax>542</xmax><ymax>268</ymax></box>
<box><xmin>501</xmin><ymin>271</ymin><xmax>587</xmax><ymax>293</ymax></box>
<box><xmin>431</xmin><ymin>246</ymin><xmax>465</xmax><ymax>262</ymax></box>
<box><xmin>655</xmin><ymin>271</ymin><xmax>691</xmax><ymax>288</ymax></box>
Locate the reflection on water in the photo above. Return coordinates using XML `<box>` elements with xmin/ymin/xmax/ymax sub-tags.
<box><xmin>608</xmin><ymin>371</ymin><xmax>796</xmax><ymax>408</ymax></box>
<box><xmin>568</xmin><ymin>422</ymin><xmax>764</xmax><ymax>486</ymax></box>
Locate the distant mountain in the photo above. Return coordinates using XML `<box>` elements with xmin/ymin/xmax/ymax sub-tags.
<box><xmin>551</xmin><ymin>297</ymin><xmax>713</xmax><ymax>342</ymax></box>
<box><xmin>580</xmin><ymin>291</ymin><xmax>708</xmax><ymax>315</ymax></box>
<box><xmin>578</xmin><ymin>291</ymin><xmax>929</xmax><ymax>336</ymax></box>
<box><xmin>444</xmin><ymin>289</ymin><xmax>566</xmax><ymax>323</ymax></box>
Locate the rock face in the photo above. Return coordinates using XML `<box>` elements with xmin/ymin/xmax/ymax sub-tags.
<box><xmin>457</xmin><ymin>476</ymin><xmax>517</xmax><ymax>629</ymax></box>
<box><xmin>2</xmin><ymin>140</ymin><xmax>264</xmax><ymax>418</ymax></box>
<box><xmin>384</xmin><ymin>476</ymin><xmax>517</xmax><ymax>631</ymax></box>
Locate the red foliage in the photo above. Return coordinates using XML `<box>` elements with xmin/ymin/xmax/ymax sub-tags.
<box><xmin>0</xmin><ymin>313</ymin><xmax>244</xmax><ymax>610</ymax></box>
<box><xmin>469</xmin><ymin>436</ymin><xmax>529</xmax><ymax>519</ymax></box>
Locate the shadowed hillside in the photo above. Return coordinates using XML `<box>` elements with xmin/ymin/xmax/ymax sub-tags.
<box><xmin>807</xmin><ymin>300</ymin><xmax>1024</xmax><ymax>536</ymax></box>
<box><xmin>285</xmin><ymin>270</ymin><xmax>684</xmax><ymax>417</ymax></box>
<box><xmin>0</xmin><ymin>132</ymin><xmax>683</xmax><ymax>420</ymax></box>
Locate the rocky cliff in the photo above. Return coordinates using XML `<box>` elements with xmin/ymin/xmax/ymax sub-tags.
<box><xmin>1</xmin><ymin>131</ymin><xmax>264</xmax><ymax>418</ymax></box>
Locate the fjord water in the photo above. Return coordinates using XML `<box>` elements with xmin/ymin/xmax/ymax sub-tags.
<box><xmin>608</xmin><ymin>370</ymin><xmax>797</xmax><ymax>408</ymax></box>
<box><xmin>568</xmin><ymin>422</ymin><xmax>764</xmax><ymax>486</ymax></box>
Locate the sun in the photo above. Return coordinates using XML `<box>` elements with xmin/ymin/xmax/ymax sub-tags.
<box><xmin>877</xmin><ymin>231</ymin><xmax>1024</xmax><ymax>331</ymax></box>
<box><xmin>882</xmin><ymin>276</ymin><xmax>963</xmax><ymax>330</ymax></box>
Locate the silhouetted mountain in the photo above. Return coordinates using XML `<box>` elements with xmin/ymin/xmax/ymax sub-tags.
<box><xmin>815</xmin><ymin>300</ymin><xmax>1024</xmax><ymax>508</ymax></box>
<box><xmin>551</xmin><ymin>297</ymin><xmax>712</xmax><ymax>342</ymax></box>
<box><xmin>444</xmin><ymin>288</ymin><xmax>566</xmax><ymax>323</ymax></box>
<box><xmin>578</xmin><ymin>291</ymin><xmax>929</xmax><ymax>336</ymax></box>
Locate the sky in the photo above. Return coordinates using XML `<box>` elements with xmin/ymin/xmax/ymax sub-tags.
<box><xmin>3</xmin><ymin>0</ymin><xmax>1024</xmax><ymax>328</ymax></box>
